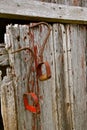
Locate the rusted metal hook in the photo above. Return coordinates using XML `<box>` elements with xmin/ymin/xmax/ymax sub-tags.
<box><xmin>37</xmin><ymin>61</ymin><xmax>51</xmax><ymax>81</ymax></box>
<box><xmin>23</xmin><ymin>92</ymin><xmax>40</xmax><ymax>114</ymax></box>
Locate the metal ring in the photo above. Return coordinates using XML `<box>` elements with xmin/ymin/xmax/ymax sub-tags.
<box><xmin>37</xmin><ymin>61</ymin><xmax>51</xmax><ymax>81</ymax></box>
<box><xmin>23</xmin><ymin>92</ymin><xmax>40</xmax><ymax>114</ymax></box>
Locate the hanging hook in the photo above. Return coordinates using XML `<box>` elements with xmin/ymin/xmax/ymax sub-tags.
<box><xmin>23</xmin><ymin>92</ymin><xmax>40</xmax><ymax>114</ymax></box>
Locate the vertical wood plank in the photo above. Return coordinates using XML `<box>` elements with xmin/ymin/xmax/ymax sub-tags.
<box><xmin>53</xmin><ymin>24</ymin><xmax>65</xmax><ymax>130</ymax></box>
<box><xmin>38</xmin><ymin>24</ymin><xmax>58</xmax><ymax>130</ymax></box>
<box><xmin>19</xmin><ymin>25</ymin><xmax>33</xmax><ymax>130</ymax></box>
<box><xmin>29</xmin><ymin>23</ymin><xmax>58</xmax><ymax>130</ymax></box>
<box><xmin>66</xmin><ymin>25</ymin><xmax>75</xmax><ymax>130</ymax></box>
<box><xmin>60</xmin><ymin>24</ymin><xmax>73</xmax><ymax>130</ymax></box>
<box><xmin>5</xmin><ymin>24</ymin><xmax>33</xmax><ymax>130</ymax></box>
<box><xmin>1</xmin><ymin>68</ymin><xmax>17</xmax><ymax>130</ymax></box>
<box><xmin>53</xmin><ymin>24</ymin><xmax>73</xmax><ymax>130</ymax></box>
<box><xmin>68</xmin><ymin>25</ymin><xmax>87</xmax><ymax>130</ymax></box>
<box><xmin>5</xmin><ymin>23</ymin><xmax>59</xmax><ymax>130</ymax></box>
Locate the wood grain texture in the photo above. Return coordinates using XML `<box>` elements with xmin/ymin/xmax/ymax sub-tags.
<box><xmin>53</xmin><ymin>24</ymin><xmax>66</xmax><ymax>130</ymax></box>
<box><xmin>5</xmin><ymin>23</ymin><xmax>59</xmax><ymax>130</ymax></box>
<box><xmin>0</xmin><ymin>44</ymin><xmax>9</xmax><ymax>66</ymax></box>
<box><xmin>37</xmin><ymin>24</ymin><xmax>58</xmax><ymax>130</ymax></box>
<box><xmin>0</xmin><ymin>0</ymin><xmax>87</xmax><ymax>24</ymax></box>
<box><xmin>1</xmin><ymin>68</ymin><xmax>17</xmax><ymax>130</ymax></box>
<box><xmin>2</xmin><ymin>1</ymin><xmax>87</xmax><ymax>129</ymax></box>
<box><xmin>68</xmin><ymin>25</ymin><xmax>87</xmax><ymax>130</ymax></box>
<box><xmin>4</xmin><ymin>23</ymin><xmax>87</xmax><ymax>130</ymax></box>
<box><xmin>6</xmin><ymin>24</ymin><xmax>33</xmax><ymax>130</ymax></box>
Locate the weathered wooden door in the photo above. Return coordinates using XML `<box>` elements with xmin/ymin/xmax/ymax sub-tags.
<box><xmin>1</xmin><ymin>23</ymin><xmax>87</xmax><ymax>130</ymax></box>
<box><xmin>0</xmin><ymin>0</ymin><xmax>87</xmax><ymax>130</ymax></box>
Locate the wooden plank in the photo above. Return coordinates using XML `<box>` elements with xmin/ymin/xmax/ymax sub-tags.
<box><xmin>69</xmin><ymin>25</ymin><xmax>87</xmax><ymax>130</ymax></box>
<box><xmin>53</xmin><ymin>24</ymin><xmax>65</xmax><ymax>130</ymax></box>
<box><xmin>53</xmin><ymin>23</ymin><xmax>74</xmax><ymax>130</ymax></box>
<box><xmin>1</xmin><ymin>68</ymin><xmax>17</xmax><ymax>130</ymax></box>
<box><xmin>5</xmin><ymin>24</ymin><xmax>33</xmax><ymax>130</ymax></box>
<box><xmin>19</xmin><ymin>25</ymin><xmax>33</xmax><ymax>130</ymax></box>
<box><xmin>29</xmin><ymin>23</ymin><xmax>58</xmax><ymax>130</ymax></box>
<box><xmin>51</xmin><ymin>24</ymin><xmax>60</xmax><ymax>130</ymax></box>
<box><xmin>61</xmin><ymin>24</ymin><xmax>73</xmax><ymax>130</ymax></box>
<box><xmin>66</xmin><ymin>25</ymin><xmax>75</xmax><ymax>130</ymax></box>
<box><xmin>0</xmin><ymin>0</ymin><xmax>87</xmax><ymax>24</ymax></box>
<box><xmin>39</xmin><ymin>24</ymin><xmax>58</xmax><ymax>130</ymax></box>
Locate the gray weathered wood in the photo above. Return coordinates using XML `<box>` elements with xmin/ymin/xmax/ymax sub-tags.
<box><xmin>1</xmin><ymin>68</ymin><xmax>17</xmax><ymax>130</ymax></box>
<box><xmin>0</xmin><ymin>44</ymin><xmax>9</xmax><ymax>66</ymax></box>
<box><xmin>3</xmin><ymin>15</ymin><xmax>87</xmax><ymax>130</ymax></box>
<box><xmin>60</xmin><ymin>24</ymin><xmax>73</xmax><ymax>130</ymax></box>
<box><xmin>68</xmin><ymin>25</ymin><xmax>87</xmax><ymax>130</ymax></box>
<box><xmin>53</xmin><ymin>24</ymin><xmax>65</xmax><ymax>130</ymax></box>
<box><xmin>5</xmin><ymin>23</ymin><xmax>59</xmax><ymax>130</ymax></box>
<box><xmin>52</xmin><ymin>22</ymin><xmax>87</xmax><ymax>130</ymax></box>
<box><xmin>36</xmin><ymin>24</ymin><xmax>58</xmax><ymax>130</ymax></box>
<box><xmin>5</xmin><ymin>24</ymin><xmax>33</xmax><ymax>130</ymax></box>
<box><xmin>66</xmin><ymin>25</ymin><xmax>75</xmax><ymax>130</ymax></box>
<box><xmin>0</xmin><ymin>0</ymin><xmax>87</xmax><ymax>24</ymax></box>
<box><xmin>53</xmin><ymin>23</ymin><xmax>74</xmax><ymax>130</ymax></box>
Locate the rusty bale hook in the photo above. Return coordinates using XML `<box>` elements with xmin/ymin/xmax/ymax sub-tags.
<box><xmin>23</xmin><ymin>92</ymin><xmax>40</xmax><ymax>114</ymax></box>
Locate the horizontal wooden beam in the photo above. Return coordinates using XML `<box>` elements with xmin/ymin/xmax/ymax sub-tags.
<box><xmin>0</xmin><ymin>0</ymin><xmax>87</xmax><ymax>24</ymax></box>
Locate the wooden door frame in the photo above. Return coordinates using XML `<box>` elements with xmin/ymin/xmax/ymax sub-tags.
<box><xmin>0</xmin><ymin>0</ymin><xmax>87</xmax><ymax>24</ymax></box>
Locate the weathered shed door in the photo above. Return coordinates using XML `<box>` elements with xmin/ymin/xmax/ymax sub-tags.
<box><xmin>1</xmin><ymin>22</ymin><xmax>87</xmax><ymax>130</ymax></box>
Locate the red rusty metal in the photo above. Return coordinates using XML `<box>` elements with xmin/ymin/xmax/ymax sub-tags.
<box><xmin>23</xmin><ymin>92</ymin><xmax>40</xmax><ymax>114</ymax></box>
<box><xmin>37</xmin><ymin>61</ymin><xmax>51</xmax><ymax>81</ymax></box>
